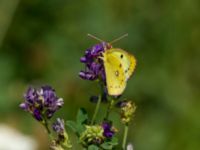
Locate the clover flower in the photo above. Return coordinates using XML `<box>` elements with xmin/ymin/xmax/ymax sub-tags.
<box><xmin>119</xmin><ymin>101</ymin><xmax>136</xmax><ymax>124</ymax></box>
<box><xmin>102</xmin><ymin>122</ymin><xmax>117</xmax><ymax>138</ymax></box>
<box><xmin>20</xmin><ymin>85</ymin><xmax>64</xmax><ymax>121</ymax></box>
<box><xmin>79</xmin><ymin>42</ymin><xmax>111</xmax><ymax>81</ymax></box>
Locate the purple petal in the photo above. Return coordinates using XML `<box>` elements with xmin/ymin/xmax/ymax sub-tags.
<box><xmin>80</xmin><ymin>57</ymin><xmax>87</xmax><ymax>63</ymax></box>
<box><xmin>19</xmin><ymin>103</ymin><xmax>29</xmax><ymax>111</ymax></box>
<box><xmin>102</xmin><ymin>122</ymin><xmax>115</xmax><ymax>138</ymax></box>
<box><xmin>52</xmin><ymin>118</ymin><xmax>65</xmax><ymax>134</ymax></box>
<box><xmin>33</xmin><ymin>109</ymin><xmax>43</xmax><ymax>121</ymax></box>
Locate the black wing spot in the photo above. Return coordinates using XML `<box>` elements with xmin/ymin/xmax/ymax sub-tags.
<box><xmin>120</xmin><ymin>54</ymin><xmax>124</xmax><ymax>59</ymax></box>
<box><xmin>119</xmin><ymin>64</ymin><xmax>122</xmax><ymax>68</ymax></box>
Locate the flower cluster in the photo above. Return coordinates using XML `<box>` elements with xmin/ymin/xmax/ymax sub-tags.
<box><xmin>79</xmin><ymin>42</ymin><xmax>111</xmax><ymax>81</ymax></box>
<box><xmin>80</xmin><ymin>125</ymin><xmax>105</xmax><ymax>146</ymax></box>
<box><xmin>79</xmin><ymin>122</ymin><xmax>117</xmax><ymax>146</ymax></box>
<box><xmin>20</xmin><ymin>86</ymin><xmax>64</xmax><ymax>121</ymax></box>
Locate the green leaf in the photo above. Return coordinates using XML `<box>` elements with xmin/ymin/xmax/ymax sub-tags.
<box><xmin>88</xmin><ymin>145</ymin><xmax>99</xmax><ymax>150</ymax></box>
<box><xmin>101</xmin><ymin>138</ymin><xmax>118</xmax><ymax>150</ymax></box>
<box><xmin>110</xmin><ymin>137</ymin><xmax>118</xmax><ymax>145</ymax></box>
<box><xmin>76</xmin><ymin>123</ymin><xmax>86</xmax><ymax>134</ymax></box>
<box><xmin>66</xmin><ymin>120</ymin><xmax>78</xmax><ymax>133</ymax></box>
<box><xmin>100</xmin><ymin>142</ymin><xmax>113</xmax><ymax>150</ymax></box>
<box><xmin>76</xmin><ymin>108</ymin><xmax>88</xmax><ymax>124</ymax></box>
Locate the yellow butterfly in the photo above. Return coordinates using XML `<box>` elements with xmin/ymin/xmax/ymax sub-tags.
<box><xmin>102</xmin><ymin>48</ymin><xmax>136</xmax><ymax>96</ymax></box>
<box><xmin>88</xmin><ymin>34</ymin><xmax>137</xmax><ymax>96</ymax></box>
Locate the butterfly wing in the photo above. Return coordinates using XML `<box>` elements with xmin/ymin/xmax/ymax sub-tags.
<box><xmin>126</xmin><ymin>52</ymin><xmax>136</xmax><ymax>79</ymax></box>
<box><xmin>103</xmin><ymin>51</ymin><xmax>126</xmax><ymax>96</ymax></box>
<box><xmin>106</xmin><ymin>48</ymin><xmax>136</xmax><ymax>80</ymax></box>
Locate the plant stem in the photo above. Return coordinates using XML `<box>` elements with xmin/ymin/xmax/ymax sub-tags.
<box><xmin>43</xmin><ymin>118</ymin><xmax>53</xmax><ymax>140</ymax></box>
<box><xmin>44</xmin><ymin>121</ymin><xmax>51</xmax><ymax>134</ymax></box>
<box><xmin>105</xmin><ymin>98</ymin><xmax>114</xmax><ymax>120</ymax></box>
<box><xmin>91</xmin><ymin>94</ymin><xmax>101</xmax><ymax>124</ymax></box>
<box><xmin>122</xmin><ymin>124</ymin><xmax>129</xmax><ymax>150</ymax></box>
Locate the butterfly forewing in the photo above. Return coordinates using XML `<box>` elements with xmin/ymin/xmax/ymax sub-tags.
<box><xmin>106</xmin><ymin>48</ymin><xmax>136</xmax><ymax>80</ymax></box>
<box><xmin>103</xmin><ymin>51</ymin><xmax>126</xmax><ymax>96</ymax></box>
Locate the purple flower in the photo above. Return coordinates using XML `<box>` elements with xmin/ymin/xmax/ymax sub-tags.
<box><xmin>102</xmin><ymin>122</ymin><xmax>116</xmax><ymax>138</ymax></box>
<box><xmin>52</xmin><ymin>118</ymin><xmax>65</xmax><ymax>135</ymax></box>
<box><xmin>20</xmin><ymin>85</ymin><xmax>64</xmax><ymax>121</ymax></box>
<box><xmin>79</xmin><ymin>42</ymin><xmax>111</xmax><ymax>81</ymax></box>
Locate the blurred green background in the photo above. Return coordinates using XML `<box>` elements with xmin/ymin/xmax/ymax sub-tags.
<box><xmin>0</xmin><ymin>0</ymin><xmax>200</xmax><ymax>150</ymax></box>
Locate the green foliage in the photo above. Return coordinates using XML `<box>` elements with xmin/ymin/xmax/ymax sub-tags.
<box><xmin>66</xmin><ymin>108</ymin><xmax>88</xmax><ymax>136</ymax></box>
<box><xmin>100</xmin><ymin>137</ymin><xmax>118</xmax><ymax>150</ymax></box>
<box><xmin>76</xmin><ymin>108</ymin><xmax>88</xmax><ymax>125</ymax></box>
<box><xmin>88</xmin><ymin>145</ymin><xmax>99</xmax><ymax>150</ymax></box>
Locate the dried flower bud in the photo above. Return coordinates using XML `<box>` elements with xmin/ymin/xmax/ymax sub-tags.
<box><xmin>50</xmin><ymin>140</ymin><xmax>64</xmax><ymax>150</ymax></box>
<box><xmin>120</xmin><ymin>101</ymin><xmax>136</xmax><ymax>124</ymax></box>
<box><xmin>52</xmin><ymin>118</ymin><xmax>72</xmax><ymax>148</ymax></box>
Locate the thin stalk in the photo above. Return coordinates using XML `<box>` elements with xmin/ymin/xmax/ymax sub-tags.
<box><xmin>122</xmin><ymin>124</ymin><xmax>129</xmax><ymax>150</ymax></box>
<box><xmin>43</xmin><ymin>117</ymin><xmax>53</xmax><ymax>140</ymax></box>
<box><xmin>105</xmin><ymin>98</ymin><xmax>114</xmax><ymax>120</ymax></box>
<box><xmin>91</xmin><ymin>94</ymin><xmax>101</xmax><ymax>124</ymax></box>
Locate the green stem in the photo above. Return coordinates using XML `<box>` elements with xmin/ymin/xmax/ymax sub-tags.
<box><xmin>122</xmin><ymin>124</ymin><xmax>129</xmax><ymax>150</ymax></box>
<box><xmin>105</xmin><ymin>98</ymin><xmax>114</xmax><ymax>120</ymax></box>
<box><xmin>91</xmin><ymin>94</ymin><xmax>101</xmax><ymax>124</ymax></box>
<box><xmin>43</xmin><ymin>118</ymin><xmax>53</xmax><ymax>140</ymax></box>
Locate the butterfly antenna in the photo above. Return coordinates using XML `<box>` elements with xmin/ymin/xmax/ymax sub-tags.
<box><xmin>87</xmin><ymin>34</ymin><xmax>105</xmax><ymax>43</ymax></box>
<box><xmin>109</xmin><ymin>33</ymin><xmax>128</xmax><ymax>44</ymax></box>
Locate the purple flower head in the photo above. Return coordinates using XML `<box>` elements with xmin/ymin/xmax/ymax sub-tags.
<box><xmin>102</xmin><ymin>122</ymin><xmax>116</xmax><ymax>138</ymax></box>
<box><xmin>20</xmin><ymin>85</ymin><xmax>64</xmax><ymax>121</ymax></box>
<box><xmin>52</xmin><ymin>118</ymin><xmax>65</xmax><ymax>135</ymax></box>
<box><xmin>79</xmin><ymin>42</ymin><xmax>111</xmax><ymax>81</ymax></box>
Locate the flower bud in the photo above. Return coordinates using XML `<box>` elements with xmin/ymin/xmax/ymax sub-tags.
<box><xmin>80</xmin><ymin>125</ymin><xmax>104</xmax><ymax>146</ymax></box>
